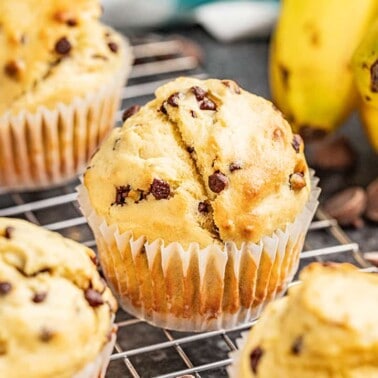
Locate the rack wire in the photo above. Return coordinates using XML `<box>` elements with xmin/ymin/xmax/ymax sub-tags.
<box><xmin>0</xmin><ymin>36</ymin><xmax>376</xmax><ymax>378</ymax></box>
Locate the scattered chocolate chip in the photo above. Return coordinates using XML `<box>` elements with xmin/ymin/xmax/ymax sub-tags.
<box><xmin>308</xmin><ymin>136</ymin><xmax>356</xmax><ymax>171</ymax></box>
<box><xmin>366</xmin><ymin>178</ymin><xmax>378</xmax><ymax>222</ymax></box>
<box><xmin>323</xmin><ymin>186</ymin><xmax>367</xmax><ymax>227</ymax></box>
<box><xmin>363</xmin><ymin>252</ymin><xmax>378</xmax><ymax>267</ymax></box>
<box><xmin>150</xmin><ymin>179</ymin><xmax>171</xmax><ymax>200</ymax></box>
<box><xmin>221</xmin><ymin>80</ymin><xmax>241</xmax><ymax>94</ymax></box>
<box><xmin>167</xmin><ymin>92</ymin><xmax>181</xmax><ymax>107</ymax></box>
<box><xmin>66</xmin><ymin>18</ymin><xmax>77</xmax><ymax>27</ymax></box>
<box><xmin>199</xmin><ymin>98</ymin><xmax>217</xmax><ymax>111</ymax></box>
<box><xmin>84</xmin><ymin>288</ymin><xmax>104</xmax><ymax>307</ymax></box>
<box><xmin>191</xmin><ymin>86</ymin><xmax>207</xmax><ymax>101</ymax></box>
<box><xmin>190</xmin><ymin>110</ymin><xmax>197</xmax><ymax>118</ymax></box>
<box><xmin>289</xmin><ymin>172</ymin><xmax>306</xmax><ymax>190</ymax></box>
<box><xmin>291</xmin><ymin>336</ymin><xmax>303</xmax><ymax>355</ymax></box>
<box><xmin>250</xmin><ymin>346</ymin><xmax>264</xmax><ymax>374</ymax></box>
<box><xmin>4</xmin><ymin>226</ymin><xmax>14</xmax><ymax>239</ymax></box>
<box><xmin>113</xmin><ymin>185</ymin><xmax>131</xmax><ymax>206</ymax></box>
<box><xmin>4</xmin><ymin>60</ymin><xmax>23</xmax><ymax>78</ymax></box>
<box><xmin>122</xmin><ymin>104</ymin><xmax>141</xmax><ymax>122</ymax></box>
<box><xmin>39</xmin><ymin>328</ymin><xmax>54</xmax><ymax>342</ymax></box>
<box><xmin>198</xmin><ymin>201</ymin><xmax>210</xmax><ymax>213</ymax></box>
<box><xmin>32</xmin><ymin>292</ymin><xmax>47</xmax><ymax>304</ymax></box>
<box><xmin>0</xmin><ymin>282</ymin><xmax>12</xmax><ymax>296</ymax></box>
<box><xmin>229</xmin><ymin>162</ymin><xmax>241</xmax><ymax>172</ymax></box>
<box><xmin>108</xmin><ymin>42</ymin><xmax>118</xmax><ymax>53</ymax></box>
<box><xmin>159</xmin><ymin>103</ymin><xmax>168</xmax><ymax>115</ymax></box>
<box><xmin>370</xmin><ymin>60</ymin><xmax>378</xmax><ymax>92</ymax></box>
<box><xmin>186</xmin><ymin>146</ymin><xmax>194</xmax><ymax>153</ymax></box>
<box><xmin>208</xmin><ymin>171</ymin><xmax>228</xmax><ymax>193</ymax></box>
<box><xmin>55</xmin><ymin>37</ymin><xmax>71</xmax><ymax>55</ymax></box>
<box><xmin>292</xmin><ymin>134</ymin><xmax>303</xmax><ymax>153</ymax></box>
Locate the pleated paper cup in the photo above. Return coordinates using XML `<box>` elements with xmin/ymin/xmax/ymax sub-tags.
<box><xmin>0</xmin><ymin>44</ymin><xmax>132</xmax><ymax>192</ymax></box>
<box><xmin>78</xmin><ymin>172</ymin><xmax>320</xmax><ymax>332</ymax></box>
<box><xmin>74</xmin><ymin>325</ymin><xmax>117</xmax><ymax>378</ymax></box>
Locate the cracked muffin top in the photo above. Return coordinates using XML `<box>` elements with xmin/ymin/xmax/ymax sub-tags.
<box><xmin>0</xmin><ymin>0</ymin><xmax>131</xmax><ymax>116</ymax></box>
<box><xmin>0</xmin><ymin>218</ymin><xmax>117</xmax><ymax>378</ymax></box>
<box><xmin>236</xmin><ymin>263</ymin><xmax>378</xmax><ymax>377</ymax></box>
<box><xmin>84</xmin><ymin>77</ymin><xmax>310</xmax><ymax>248</ymax></box>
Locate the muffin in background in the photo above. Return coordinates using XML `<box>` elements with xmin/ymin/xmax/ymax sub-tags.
<box><xmin>0</xmin><ymin>218</ymin><xmax>117</xmax><ymax>378</ymax></box>
<box><xmin>0</xmin><ymin>0</ymin><xmax>132</xmax><ymax>191</ymax></box>
<box><xmin>229</xmin><ymin>263</ymin><xmax>378</xmax><ymax>378</ymax></box>
<box><xmin>79</xmin><ymin>77</ymin><xmax>320</xmax><ymax>331</ymax></box>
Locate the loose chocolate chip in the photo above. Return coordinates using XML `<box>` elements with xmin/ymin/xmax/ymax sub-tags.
<box><xmin>32</xmin><ymin>292</ymin><xmax>47</xmax><ymax>304</ymax></box>
<box><xmin>370</xmin><ymin>60</ymin><xmax>378</xmax><ymax>92</ymax></box>
<box><xmin>191</xmin><ymin>86</ymin><xmax>207</xmax><ymax>101</ymax></box>
<box><xmin>250</xmin><ymin>346</ymin><xmax>264</xmax><ymax>374</ymax></box>
<box><xmin>190</xmin><ymin>110</ymin><xmax>197</xmax><ymax>118</ymax></box>
<box><xmin>4</xmin><ymin>226</ymin><xmax>14</xmax><ymax>239</ymax></box>
<box><xmin>187</xmin><ymin>146</ymin><xmax>194</xmax><ymax>153</ymax></box>
<box><xmin>167</xmin><ymin>92</ymin><xmax>181</xmax><ymax>107</ymax></box>
<box><xmin>198</xmin><ymin>201</ymin><xmax>210</xmax><ymax>213</ymax></box>
<box><xmin>66</xmin><ymin>18</ymin><xmax>77</xmax><ymax>27</ymax></box>
<box><xmin>291</xmin><ymin>336</ymin><xmax>303</xmax><ymax>355</ymax></box>
<box><xmin>292</xmin><ymin>134</ymin><xmax>303</xmax><ymax>153</ymax></box>
<box><xmin>221</xmin><ymin>80</ymin><xmax>241</xmax><ymax>94</ymax></box>
<box><xmin>229</xmin><ymin>163</ymin><xmax>241</xmax><ymax>172</ymax></box>
<box><xmin>108</xmin><ymin>41</ymin><xmax>118</xmax><ymax>53</ymax></box>
<box><xmin>84</xmin><ymin>288</ymin><xmax>104</xmax><ymax>307</ymax></box>
<box><xmin>159</xmin><ymin>103</ymin><xmax>168</xmax><ymax>115</ymax></box>
<box><xmin>122</xmin><ymin>104</ymin><xmax>141</xmax><ymax>122</ymax></box>
<box><xmin>199</xmin><ymin>98</ymin><xmax>217</xmax><ymax>111</ymax></box>
<box><xmin>289</xmin><ymin>172</ymin><xmax>306</xmax><ymax>190</ymax></box>
<box><xmin>366</xmin><ymin>178</ymin><xmax>378</xmax><ymax>222</ymax></box>
<box><xmin>0</xmin><ymin>282</ymin><xmax>12</xmax><ymax>296</ymax></box>
<box><xmin>4</xmin><ymin>60</ymin><xmax>23</xmax><ymax>78</ymax></box>
<box><xmin>324</xmin><ymin>186</ymin><xmax>367</xmax><ymax>227</ymax></box>
<box><xmin>39</xmin><ymin>328</ymin><xmax>54</xmax><ymax>342</ymax></box>
<box><xmin>114</xmin><ymin>185</ymin><xmax>131</xmax><ymax>206</ymax></box>
<box><xmin>150</xmin><ymin>179</ymin><xmax>171</xmax><ymax>200</ymax></box>
<box><xmin>208</xmin><ymin>171</ymin><xmax>228</xmax><ymax>193</ymax></box>
<box><xmin>55</xmin><ymin>37</ymin><xmax>71</xmax><ymax>55</ymax></box>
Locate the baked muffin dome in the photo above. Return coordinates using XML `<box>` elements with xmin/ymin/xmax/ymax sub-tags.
<box><xmin>0</xmin><ymin>0</ymin><xmax>130</xmax><ymax>115</ymax></box>
<box><xmin>84</xmin><ymin>77</ymin><xmax>310</xmax><ymax>248</ymax></box>
<box><xmin>0</xmin><ymin>218</ymin><xmax>117</xmax><ymax>378</ymax></box>
<box><xmin>234</xmin><ymin>263</ymin><xmax>378</xmax><ymax>377</ymax></box>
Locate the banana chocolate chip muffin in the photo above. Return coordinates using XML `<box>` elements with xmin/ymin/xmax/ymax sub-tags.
<box><xmin>79</xmin><ymin>77</ymin><xmax>320</xmax><ymax>331</ymax></box>
<box><xmin>0</xmin><ymin>0</ymin><xmax>132</xmax><ymax>190</ymax></box>
<box><xmin>230</xmin><ymin>262</ymin><xmax>378</xmax><ymax>378</ymax></box>
<box><xmin>0</xmin><ymin>218</ymin><xmax>117</xmax><ymax>378</ymax></box>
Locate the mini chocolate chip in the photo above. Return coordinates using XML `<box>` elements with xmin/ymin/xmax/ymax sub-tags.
<box><xmin>32</xmin><ymin>292</ymin><xmax>47</xmax><ymax>304</ymax></box>
<box><xmin>198</xmin><ymin>201</ymin><xmax>210</xmax><ymax>213</ymax></box>
<box><xmin>108</xmin><ymin>42</ymin><xmax>118</xmax><ymax>53</ymax></box>
<box><xmin>292</xmin><ymin>134</ymin><xmax>303</xmax><ymax>153</ymax></box>
<box><xmin>370</xmin><ymin>60</ymin><xmax>378</xmax><ymax>92</ymax></box>
<box><xmin>114</xmin><ymin>185</ymin><xmax>131</xmax><ymax>206</ymax></box>
<box><xmin>66</xmin><ymin>18</ymin><xmax>77</xmax><ymax>27</ymax></box>
<box><xmin>84</xmin><ymin>288</ymin><xmax>104</xmax><ymax>307</ymax></box>
<box><xmin>187</xmin><ymin>146</ymin><xmax>194</xmax><ymax>153</ymax></box>
<box><xmin>208</xmin><ymin>171</ymin><xmax>228</xmax><ymax>193</ymax></box>
<box><xmin>190</xmin><ymin>110</ymin><xmax>197</xmax><ymax>118</ymax></box>
<box><xmin>150</xmin><ymin>179</ymin><xmax>171</xmax><ymax>200</ymax></box>
<box><xmin>167</xmin><ymin>92</ymin><xmax>181</xmax><ymax>107</ymax></box>
<box><xmin>229</xmin><ymin>163</ymin><xmax>241</xmax><ymax>172</ymax></box>
<box><xmin>159</xmin><ymin>103</ymin><xmax>168</xmax><ymax>115</ymax></box>
<box><xmin>199</xmin><ymin>98</ymin><xmax>217</xmax><ymax>111</ymax></box>
<box><xmin>221</xmin><ymin>80</ymin><xmax>241</xmax><ymax>94</ymax></box>
<box><xmin>191</xmin><ymin>86</ymin><xmax>207</xmax><ymax>101</ymax></box>
<box><xmin>250</xmin><ymin>346</ymin><xmax>264</xmax><ymax>374</ymax></box>
<box><xmin>289</xmin><ymin>172</ymin><xmax>306</xmax><ymax>190</ymax></box>
<box><xmin>4</xmin><ymin>226</ymin><xmax>14</xmax><ymax>239</ymax></box>
<box><xmin>0</xmin><ymin>282</ymin><xmax>12</xmax><ymax>296</ymax></box>
<box><xmin>55</xmin><ymin>37</ymin><xmax>71</xmax><ymax>55</ymax></box>
<box><xmin>137</xmin><ymin>189</ymin><xmax>147</xmax><ymax>203</ymax></box>
<box><xmin>39</xmin><ymin>328</ymin><xmax>54</xmax><ymax>342</ymax></box>
<box><xmin>4</xmin><ymin>60</ymin><xmax>23</xmax><ymax>78</ymax></box>
<box><xmin>291</xmin><ymin>336</ymin><xmax>303</xmax><ymax>355</ymax></box>
<box><xmin>122</xmin><ymin>104</ymin><xmax>141</xmax><ymax>122</ymax></box>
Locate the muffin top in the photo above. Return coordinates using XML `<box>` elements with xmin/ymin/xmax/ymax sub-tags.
<box><xmin>84</xmin><ymin>77</ymin><xmax>310</xmax><ymax>248</ymax></box>
<box><xmin>237</xmin><ymin>263</ymin><xmax>378</xmax><ymax>378</ymax></box>
<box><xmin>0</xmin><ymin>0</ymin><xmax>131</xmax><ymax>116</ymax></box>
<box><xmin>0</xmin><ymin>218</ymin><xmax>117</xmax><ymax>378</ymax></box>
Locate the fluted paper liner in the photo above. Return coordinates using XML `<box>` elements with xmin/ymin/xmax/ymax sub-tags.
<box><xmin>74</xmin><ymin>325</ymin><xmax>117</xmax><ymax>378</ymax></box>
<box><xmin>0</xmin><ymin>44</ymin><xmax>132</xmax><ymax>191</ymax></box>
<box><xmin>78</xmin><ymin>172</ymin><xmax>320</xmax><ymax>332</ymax></box>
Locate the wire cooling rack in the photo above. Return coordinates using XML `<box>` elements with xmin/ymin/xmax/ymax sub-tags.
<box><xmin>0</xmin><ymin>35</ymin><xmax>376</xmax><ymax>378</ymax></box>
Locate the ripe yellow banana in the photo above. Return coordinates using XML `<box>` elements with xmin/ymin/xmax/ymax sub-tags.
<box><xmin>270</xmin><ymin>0</ymin><xmax>378</xmax><ymax>138</ymax></box>
<box><xmin>352</xmin><ymin>19</ymin><xmax>378</xmax><ymax>152</ymax></box>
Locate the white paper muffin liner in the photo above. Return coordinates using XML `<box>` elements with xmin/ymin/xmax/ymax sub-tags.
<box><xmin>74</xmin><ymin>325</ymin><xmax>117</xmax><ymax>378</ymax></box>
<box><xmin>0</xmin><ymin>43</ymin><xmax>132</xmax><ymax>192</ymax></box>
<box><xmin>78</xmin><ymin>171</ymin><xmax>320</xmax><ymax>332</ymax></box>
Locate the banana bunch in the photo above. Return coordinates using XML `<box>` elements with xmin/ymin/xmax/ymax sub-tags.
<box><xmin>352</xmin><ymin>19</ymin><xmax>378</xmax><ymax>152</ymax></box>
<box><xmin>270</xmin><ymin>0</ymin><xmax>378</xmax><ymax>147</ymax></box>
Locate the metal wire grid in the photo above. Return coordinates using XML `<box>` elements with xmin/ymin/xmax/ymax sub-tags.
<box><xmin>0</xmin><ymin>36</ymin><xmax>376</xmax><ymax>378</ymax></box>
